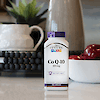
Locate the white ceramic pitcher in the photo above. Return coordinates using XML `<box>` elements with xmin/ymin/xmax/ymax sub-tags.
<box><xmin>0</xmin><ymin>24</ymin><xmax>44</xmax><ymax>51</ymax></box>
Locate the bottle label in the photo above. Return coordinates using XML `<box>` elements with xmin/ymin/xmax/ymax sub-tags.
<box><xmin>44</xmin><ymin>43</ymin><xmax>69</xmax><ymax>87</ymax></box>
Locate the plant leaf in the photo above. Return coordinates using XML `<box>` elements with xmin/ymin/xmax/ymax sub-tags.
<box><xmin>38</xmin><ymin>18</ymin><xmax>46</xmax><ymax>24</ymax></box>
<box><xmin>7</xmin><ymin>10</ymin><xmax>18</xmax><ymax>19</ymax></box>
<box><xmin>27</xmin><ymin>16</ymin><xmax>46</xmax><ymax>26</ymax></box>
<box><xmin>23</xmin><ymin>0</ymin><xmax>37</xmax><ymax>20</ymax></box>
<box><xmin>36</xmin><ymin>3</ymin><xmax>44</xmax><ymax>14</ymax></box>
<box><xmin>6</xmin><ymin>6</ymin><xmax>20</xmax><ymax>17</ymax></box>
<box><xmin>27</xmin><ymin>9</ymin><xmax>48</xmax><ymax>26</ymax></box>
<box><xmin>19</xmin><ymin>1</ymin><xmax>26</xmax><ymax>16</ymax></box>
<box><xmin>29</xmin><ymin>0</ymin><xmax>37</xmax><ymax>17</ymax></box>
<box><xmin>23</xmin><ymin>3</ymin><xmax>31</xmax><ymax>21</ymax></box>
<box><xmin>21</xmin><ymin>0</ymin><xmax>27</xmax><ymax>6</ymax></box>
<box><xmin>27</xmin><ymin>17</ymin><xmax>39</xmax><ymax>26</ymax></box>
<box><xmin>37</xmin><ymin>9</ymin><xmax>48</xmax><ymax>18</ymax></box>
<box><xmin>31</xmin><ymin>0</ymin><xmax>37</xmax><ymax>9</ymax></box>
<box><xmin>6</xmin><ymin>6</ymin><xmax>13</xmax><ymax>11</ymax></box>
<box><xmin>33</xmin><ymin>3</ymin><xmax>44</xmax><ymax>17</ymax></box>
<box><xmin>9</xmin><ymin>0</ymin><xmax>19</xmax><ymax>14</ymax></box>
<box><xmin>16</xmin><ymin>15</ymin><xmax>27</xmax><ymax>24</ymax></box>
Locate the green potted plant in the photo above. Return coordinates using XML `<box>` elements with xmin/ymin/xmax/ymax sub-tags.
<box><xmin>6</xmin><ymin>0</ymin><xmax>48</xmax><ymax>50</ymax></box>
<box><xmin>6</xmin><ymin>0</ymin><xmax>47</xmax><ymax>26</ymax></box>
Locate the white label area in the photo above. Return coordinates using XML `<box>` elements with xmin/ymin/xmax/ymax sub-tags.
<box><xmin>44</xmin><ymin>43</ymin><xmax>69</xmax><ymax>85</ymax></box>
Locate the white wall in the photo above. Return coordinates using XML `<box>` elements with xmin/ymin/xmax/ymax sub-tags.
<box><xmin>81</xmin><ymin>0</ymin><xmax>100</xmax><ymax>48</ymax></box>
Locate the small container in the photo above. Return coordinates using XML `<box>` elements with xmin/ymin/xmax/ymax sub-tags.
<box><xmin>44</xmin><ymin>32</ymin><xmax>69</xmax><ymax>91</ymax></box>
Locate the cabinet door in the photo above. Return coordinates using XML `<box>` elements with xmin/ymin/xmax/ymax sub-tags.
<box><xmin>0</xmin><ymin>0</ymin><xmax>6</xmax><ymax>12</ymax></box>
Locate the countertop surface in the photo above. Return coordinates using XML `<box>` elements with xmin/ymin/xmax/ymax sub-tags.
<box><xmin>0</xmin><ymin>76</ymin><xmax>100</xmax><ymax>100</ymax></box>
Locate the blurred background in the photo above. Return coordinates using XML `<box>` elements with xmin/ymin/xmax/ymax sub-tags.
<box><xmin>0</xmin><ymin>0</ymin><xmax>100</xmax><ymax>48</ymax></box>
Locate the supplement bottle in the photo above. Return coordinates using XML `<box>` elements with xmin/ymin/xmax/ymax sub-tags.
<box><xmin>44</xmin><ymin>32</ymin><xmax>69</xmax><ymax>91</ymax></box>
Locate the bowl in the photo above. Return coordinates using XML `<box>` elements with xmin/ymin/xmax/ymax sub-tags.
<box><xmin>69</xmin><ymin>59</ymin><xmax>100</xmax><ymax>83</ymax></box>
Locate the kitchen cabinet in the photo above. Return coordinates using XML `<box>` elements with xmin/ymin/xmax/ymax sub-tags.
<box><xmin>0</xmin><ymin>0</ymin><xmax>6</xmax><ymax>12</ymax></box>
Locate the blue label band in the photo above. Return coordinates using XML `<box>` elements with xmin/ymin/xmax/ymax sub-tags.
<box><xmin>44</xmin><ymin>84</ymin><xmax>68</xmax><ymax>87</ymax></box>
<box><xmin>48</xmin><ymin>32</ymin><xmax>65</xmax><ymax>38</ymax></box>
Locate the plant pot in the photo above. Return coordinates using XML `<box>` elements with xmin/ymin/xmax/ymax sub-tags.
<box><xmin>0</xmin><ymin>24</ymin><xmax>44</xmax><ymax>51</ymax></box>
<box><xmin>1</xmin><ymin>23</ymin><xmax>44</xmax><ymax>51</ymax></box>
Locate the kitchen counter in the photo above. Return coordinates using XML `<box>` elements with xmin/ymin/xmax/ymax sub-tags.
<box><xmin>0</xmin><ymin>77</ymin><xmax>100</xmax><ymax>100</ymax></box>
